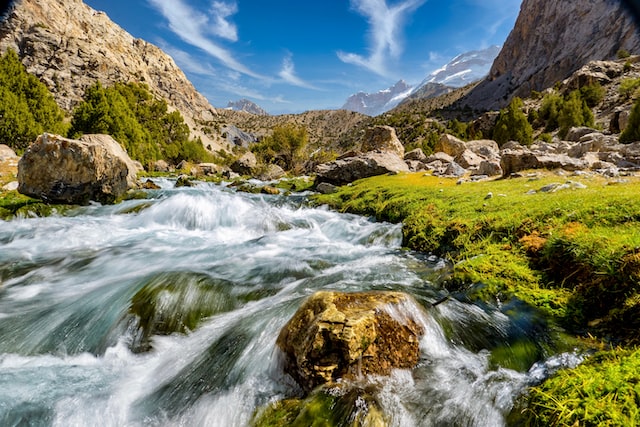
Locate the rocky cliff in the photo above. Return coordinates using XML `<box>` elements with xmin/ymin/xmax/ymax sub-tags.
<box><xmin>0</xmin><ymin>0</ymin><xmax>224</xmax><ymax>150</ymax></box>
<box><xmin>462</xmin><ymin>0</ymin><xmax>640</xmax><ymax>111</ymax></box>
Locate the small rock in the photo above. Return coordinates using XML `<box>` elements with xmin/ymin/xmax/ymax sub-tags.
<box><xmin>261</xmin><ymin>185</ymin><xmax>280</xmax><ymax>195</ymax></box>
<box><xmin>175</xmin><ymin>174</ymin><xmax>195</xmax><ymax>187</ymax></box>
<box><xmin>315</xmin><ymin>182</ymin><xmax>338</xmax><ymax>194</ymax></box>
<box><xmin>484</xmin><ymin>192</ymin><xmax>494</xmax><ymax>200</ymax></box>
<box><xmin>142</xmin><ymin>179</ymin><xmax>161</xmax><ymax>190</ymax></box>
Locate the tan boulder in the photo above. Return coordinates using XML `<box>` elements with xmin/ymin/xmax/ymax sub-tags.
<box><xmin>360</xmin><ymin>125</ymin><xmax>405</xmax><ymax>158</ymax></box>
<box><xmin>18</xmin><ymin>133</ymin><xmax>139</xmax><ymax>204</ymax></box>
<box><xmin>435</xmin><ymin>134</ymin><xmax>466</xmax><ymax>158</ymax></box>
<box><xmin>276</xmin><ymin>290</ymin><xmax>425</xmax><ymax>392</ymax></box>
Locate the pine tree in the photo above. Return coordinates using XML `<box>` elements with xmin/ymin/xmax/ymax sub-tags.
<box><xmin>620</xmin><ymin>97</ymin><xmax>640</xmax><ymax>143</ymax></box>
<box><xmin>493</xmin><ymin>97</ymin><xmax>533</xmax><ymax>146</ymax></box>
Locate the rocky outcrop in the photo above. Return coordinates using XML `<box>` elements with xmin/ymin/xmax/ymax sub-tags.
<box><xmin>315</xmin><ymin>126</ymin><xmax>409</xmax><ymax>185</ymax></box>
<box><xmin>0</xmin><ymin>0</ymin><xmax>222</xmax><ymax>151</ymax></box>
<box><xmin>462</xmin><ymin>0</ymin><xmax>640</xmax><ymax>110</ymax></box>
<box><xmin>276</xmin><ymin>291</ymin><xmax>425</xmax><ymax>392</ymax></box>
<box><xmin>17</xmin><ymin>133</ymin><xmax>140</xmax><ymax>204</ymax></box>
<box><xmin>230</xmin><ymin>151</ymin><xmax>258</xmax><ymax>176</ymax></box>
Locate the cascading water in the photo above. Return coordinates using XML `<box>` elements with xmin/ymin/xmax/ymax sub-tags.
<box><xmin>0</xmin><ymin>181</ymin><xmax>582</xmax><ymax>426</ymax></box>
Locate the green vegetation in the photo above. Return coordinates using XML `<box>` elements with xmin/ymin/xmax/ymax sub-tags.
<box><xmin>515</xmin><ymin>348</ymin><xmax>640</xmax><ymax>426</ymax></box>
<box><xmin>619</xmin><ymin>77</ymin><xmax>640</xmax><ymax>100</ymax></box>
<box><xmin>313</xmin><ymin>172</ymin><xmax>640</xmax><ymax>424</ymax></box>
<box><xmin>535</xmin><ymin>88</ymin><xmax>596</xmax><ymax>137</ymax></box>
<box><xmin>0</xmin><ymin>49</ymin><xmax>68</xmax><ymax>152</ymax></box>
<box><xmin>70</xmin><ymin>81</ymin><xmax>211</xmax><ymax>168</ymax></box>
<box><xmin>493</xmin><ymin>97</ymin><xmax>533</xmax><ymax>146</ymax></box>
<box><xmin>251</xmin><ymin>124</ymin><xmax>309</xmax><ymax>173</ymax></box>
<box><xmin>620</xmin><ymin>96</ymin><xmax>640</xmax><ymax>143</ymax></box>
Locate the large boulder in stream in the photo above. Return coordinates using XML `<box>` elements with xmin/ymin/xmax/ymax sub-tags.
<box><xmin>18</xmin><ymin>133</ymin><xmax>140</xmax><ymax>204</ymax></box>
<box><xmin>276</xmin><ymin>291</ymin><xmax>425</xmax><ymax>392</ymax></box>
<box><xmin>314</xmin><ymin>152</ymin><xmax>409</xmax><ymax>186</ymax></box>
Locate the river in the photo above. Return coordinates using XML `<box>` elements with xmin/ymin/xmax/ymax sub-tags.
<box><xmin>0</xmin><ymin>180</ymin><xmax>582</xmax><ymax>426</ymax></box>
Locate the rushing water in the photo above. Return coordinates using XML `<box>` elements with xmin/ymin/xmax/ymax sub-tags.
<box><xmin>0</xmin><ymin>180</ymin><xmax>581</xmax><ymax>426</ymax></box>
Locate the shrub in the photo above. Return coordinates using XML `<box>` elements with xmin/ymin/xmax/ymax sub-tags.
<box><xmin>620</xmin><ymin>97</ymin><xmax>640</xmax><ymax>143</ymax></box>
<box><xmin>538</xmin><ymin>92</ymin><xmax>563</xmax><ymax>132</ymax></box>
<box><xmin>619</xmin><ymin>78</ymin><xmax>640</xmax><ymax>100</ymax></box>
<box><xmin>252</xmin><ymin>124</ymin><xmax>309</xmax><ymax>172</ymax></box>
<box><xmin>579</xmin><ymin>83</ymin><xmax>605</xmax><ymax>108</ymax></box>
<box><xmin>0</xmin><ymin>49</ymin><xmax>67</xmax><ymax>151</ymax></box>
<box><xmin>492</xmin><ymin>97</ymin><xmax>533</xmax><ymax>146</ymax></box>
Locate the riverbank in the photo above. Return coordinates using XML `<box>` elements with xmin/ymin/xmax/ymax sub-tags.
<box><xmin>313</xmin><ymin>170</ymin><xmax>640</xmax><ymax>425</ymax></box>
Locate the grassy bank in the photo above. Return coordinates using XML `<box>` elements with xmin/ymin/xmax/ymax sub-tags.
<box><xmin>314</xmin><ymin>171</ymin><xmax>640</xmax><ymax>425</ymax></box>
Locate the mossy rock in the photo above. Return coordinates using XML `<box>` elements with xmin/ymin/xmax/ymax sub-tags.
<box><xmin>129</xmin><ymin>272</ymin><xmax>239</xmax><ymax>351</ymax></box>
<box><xmin>252</xmin><ymin>388</ymin><xmax>387</xmax><ymax>427</ymax></box>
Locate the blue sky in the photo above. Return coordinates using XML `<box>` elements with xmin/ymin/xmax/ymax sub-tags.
<box><xmin>84</xmin><ymin>0</ymin><xmax>522</xmax><ymax>114</ymax></box>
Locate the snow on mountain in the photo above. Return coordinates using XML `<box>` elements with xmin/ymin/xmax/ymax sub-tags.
<box><xmin>424</xmin><ymin>45</ymin><xmax>501</xmax><ymax>88</ymax></box>
<box><xmin>341</xmin><ymin>80</ymin><xmax>412</xmax><ymax>116</ymax></box>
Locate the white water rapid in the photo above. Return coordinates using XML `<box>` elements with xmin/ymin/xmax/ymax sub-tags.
<box><xmin>0</xmin><ymin>181</ymin><xmax>581</xmax><ymax>426</ymax></box>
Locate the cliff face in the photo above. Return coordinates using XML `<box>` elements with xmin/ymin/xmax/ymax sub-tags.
<box><xmin>0</xmin><ymin>0</ymin><xmax>224</xmax><ymax>150</ymax></box>
<box><xmin>462</xmin><ymin>0</ymin><xmax>640</xmax><ymax>110</ymax></box>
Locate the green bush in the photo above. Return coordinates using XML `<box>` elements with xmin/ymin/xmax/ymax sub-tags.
<box><xmin>579</xmin><ymin>83</ymin><xmax>605</xmax><ymax>108</ymax></box>
<box><xmin>70</xmin><ymin>81</ymin><xmax>210</xmax><ymax>168</ymax></box>
<box><xmin>0</xmin><ymin>49</ymin><xmax>68</xmax><ymax>151</ymax></box>
<box><xmin>620</xmin><ymin>97</ymin><xmax>640</xmax><ymax>143</ymax></box>
<box><xmin>619</xmin><ymin>78</ymin><xmax>640</xmax><ymax>100</ymax></box>
<box><xmin>252</xmin><ymin>124</ymin><xmax>308</xmax><ymax>172</ymax></box>
<box><xmin>492</xmin><ymin>97</ymin><xmax>533</xmax><ymax>146</ymax></box>
<box><xmin>539</xmin><ymin>92</ymin><xmax>563</xmax><ymax>132</ymax></box>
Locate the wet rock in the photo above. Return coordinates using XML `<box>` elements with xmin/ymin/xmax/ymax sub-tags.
<box><xmin>174</xmin><ymin>174</ymin><xmax>195</xmax><ymax>187</ymax></box>
<box><xmin>261</xmin><ymin>185</ymin><xmax>280</xmax><ymax>195</ymax></box>
<box><xmin>257</xmin><ymin>164</ymin><xmax>286</xmax><ymax>181</ymax></box>
<box><xmin>315</xmin><ymin>152</ymin><xmax>409</xmax><ymax>186</ymax></box>
<box><xmin>360</xmin><ymin>125</ymin><xmax>404</xmax><ymax>158</ymax></box>
<box><xmin>277</xmin><ymin>290</ymin><xmax>425</xmax><ymax>392</ymax></box>
<box><xmin>315</xmin><ymin>182</ymin><xmax>338</xmax><ymax>194</ymax></box>
<box><xmin>17</xmin><ymin>133</ymin><xmax>139</xmax><ymax>204</ymax></box>
<box><xmin>142</xmin><ymin>179</ymin><xmax>161</xmax><ymax>190</ymax></box>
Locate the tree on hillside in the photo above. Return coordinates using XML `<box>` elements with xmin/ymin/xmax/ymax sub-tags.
<box><xmin>492</xmin><ymin>97</ymin><xmax>533</xmax><ymax>146</ymax></box>
<box><xmin>0</xmin><ymin>49</ymin><xmax>67</xmax><ymax>151</ymax></box>
<box><xmin>70</xmin><ymin>81</ymin><xmax>210</xmax><ymax>167</ymax></box>
<box><xmin>558</xmin><ymin>90</ymin><xmax>594</xmax><ymax>138</ymax></box>
<box><xmin>620</xmin><ymin>97</ymin><xmax>640</xmax><ymax>143</ymax></box>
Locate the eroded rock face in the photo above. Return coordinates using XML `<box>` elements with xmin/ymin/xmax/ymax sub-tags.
<box><xmin>17</xmin><ymin>133</ymin><xmax>139</xmax><ymax>204</ymax></box>
<box><xmin>462</xmin><ymin>0</ymin><xmax>640</xmax><ymax>110</ymax></box>
<box><xmin>276</xmin><ymin>291</ymin><xmax>425</xmax><ymax>392</ymax></box>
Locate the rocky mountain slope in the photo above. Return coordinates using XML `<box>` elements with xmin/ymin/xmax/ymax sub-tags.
<box><xmin>423</xmin><ymin>45</ymin><xmax>500</xmax><ymax>88</ymax></box>
<box><xmin>0</xmin><ymin>0</ymin><xmax>224</xmax><ymax>151</ymax></box>
<box><xmin>341</xmin><ymin>80</ymin><xmax>413</xmax><ymax>116</ymax></box>
<box><xmin>226</xmin><ymin>99</ymin><xmax>269</xmax><ymax>116</ymax></box>
<box><xmin>461</xmin><ymin>0</ymin><xmax>640</xmax><ymax>111</ymax></box>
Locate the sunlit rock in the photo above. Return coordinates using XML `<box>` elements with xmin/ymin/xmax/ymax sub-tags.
<box><xmin>17</xmin><ymin>133</ymin><xmax>139</xmax><ymax>204</ymax></box>
<box><xmin>360</xmin><ymin>125</ymin><xmax>405</xmax><ymax>158</ymax></box>
<box><xmin>276</xmin><ymin>290</ymin><xmax>425</xmax><ymax>392</ymax></box>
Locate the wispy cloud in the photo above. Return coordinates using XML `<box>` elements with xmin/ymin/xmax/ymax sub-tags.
<box><xmin>158</xmin><ymin>41</ymin><xmax>217</xmax><ymax>76</ymax></box>
<box><xmin>278</xmin><ymin>53</ymin><xmax>319</xmax><ymax>90</ymax></box>
<box><xmin>338</xmin><ymin>0</ymin><xmax>427</xmax><ymax>76</ymax></box>
<box><xmin>147</xmin><ymin>0</ymin><xmax>263</xmax><ymax>79</ymax></box>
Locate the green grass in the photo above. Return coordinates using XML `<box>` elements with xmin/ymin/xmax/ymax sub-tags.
<box><xmin>314</xmin><ymin>171</ymin><xmax>640</xmax><ymax>424</ymax></box>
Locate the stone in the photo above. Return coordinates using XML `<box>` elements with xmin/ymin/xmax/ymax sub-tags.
<box><xmin>315</xmin><ymin>151</ymin><xmax>409</xmax><ymax>186</ymax></box>
<box><xmin>455</xmin><ymin>149</ymin><xmax>484</xmax><ymax>170</ymax></box>
<box><xmin>441</xmin><ymin>161</ymin><xmax>467</xmax><ymax>177</ymax></box>
<box><xmin>195</xmin><ymin>163</ymin><xmax>219</xmax><ymax>176</ymax></box>
<box><xmin>466</xmin><ymin>139</ymin><xmax>500</xmax><ymax>159</ymax></box>
<box><xmin>360</xmin><ymin>125</ymin><xmax>405</xmax><ymax>158</ymax></box>
<box><xmin>404</xmin><ymin>147</ymin><xmax>427</xmax><ymax>162</ymax></box>
<box><xmin>0</xmin><ymin>144</ymin><xmax>18</xmax><ymax>161</ymax></box>
<box><xmin>142</xmin><ymin>179</ymin><xmax>161</xmax><ymax>190</ymax></box>
<box><xmin>565</xmin><ymin>127</ymin><xmax>600</xmax><ymax>142</ymax></box>
<box><xmin>426</xmin><ymin>152</ymin><xmax>455</xmax><ymax>163</ymax></box>
<box><xmin>277</xmin><ymin>291</ymin><xmax>425</xmax><ymax>392</ymax></box>
<box><xmin>17</xmin><ymin>133</ymin><xmax>139</xmax><ymax>204</ymax></box>
<box><xmin>315</xmin><ymin>182</ymin><xmax>338</xmax><ymax>194</ymax></box>
<box><xmin>257</xmin><ymin>164</ymin><xmax>286</xmax><ymax>181</ymax></box>
<box><xmin>474</xmin><ymin>159</ymin><xmax>503</xmax><ymax>177</ymax></box>
<box><xmin>230</xmin><ymin>151</ymin><xmax>258</xmax><ymax>176</ymax></box>
<box><xmin>435</xmin><ymin>134</ymin><xmax>466</xmax><ymax>158</ymax></box>
<box><xmin>261</xmin><ymin>185</ymin><xmax>280</xmax><ymax>195</ymax></box>
<box><xmin>405</xmin><ymin>160</ymin><xmax>428</xmax><ymax>172</ymax></box>
<box><xmin>500</xmin><ymin>149</ymin><xmax>540</xmax><ymax>176</ymax></box>
<box><xmin>153</xmin><ymin>160</ymin><xmax>171</xmax><ymax>173</ymax></box>
<box><xmin>175</xmin><ymin>174</ymin><xmax>195</xmax><ymax>187</ymax></box>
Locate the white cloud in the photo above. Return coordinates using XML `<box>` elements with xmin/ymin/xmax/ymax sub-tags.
<box><xmin>338</xmin><ymin>0</ymin><xmax>427</xmax><ymax>76</ymax></box>
<box><xmin>210</xmin><ymin>1</ymin><xmax>238</xmax><ymax>41</ymax></box>
<box><xmin>147</xmin><ymin>0</ymin><xmax>263</xmax><ymax>79</ymax></box>
<box><xmin>158</xmin><ymin>41</ymin><xmax>217</xmax><ymax>76</ymax></box>
<box><xmin>278</xmin><ymin>53</ymin><xmax>319</xmax><ymax>90</ymax></box>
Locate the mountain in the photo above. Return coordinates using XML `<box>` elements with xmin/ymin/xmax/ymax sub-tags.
<box><xmin>341</xmin><ymin>80</ymin><xmax>413</xmax><ymax>116</ymax></box>
<box><xmin>461</xmin><ymin>0</ymin><xmax>640</xmax><ymax>111</ymax></box>
<box><xmin>424</xmin><ymin>45</ymin><xmax>501</xmax><ymax>88</ymax></box>
<box><xmin>226</xmin><ymin>99</ymin><xmax>269</xmax><ymax>116</ymax></box>
<box><xmin>0</xmin><ymin>0</ymin><xmax>224</xmax><ymax>151</ymax></box>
